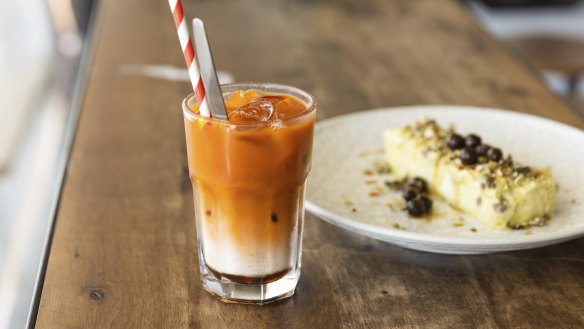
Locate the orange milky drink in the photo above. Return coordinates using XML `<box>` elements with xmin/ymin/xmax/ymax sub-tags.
<box><xmin>182</xmin><ymin>83</ymin><xmax>316</xmax><ymax>304</ymax></box>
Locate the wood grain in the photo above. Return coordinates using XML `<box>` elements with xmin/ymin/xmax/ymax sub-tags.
<box><xmin>35</xmin><ymin>0</ymin><xmax>584</xmax><ymax>328</ymax></box>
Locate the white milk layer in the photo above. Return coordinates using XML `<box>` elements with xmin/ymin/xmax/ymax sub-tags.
<box><xmin>200</xmin><ymin>218</ymin><xmax>294</xmax><ymax>278</ymax></box>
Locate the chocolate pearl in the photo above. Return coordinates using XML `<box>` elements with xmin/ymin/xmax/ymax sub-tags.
<box><xmin>406</xmin><ymin>195</ymin><xmax>432</xmax><ymax>217</ymax></box>
<box><xmin>475</xmin><ymin>144</ymin><xmax>491</xmax><ymax>156</ymax></box>
<box><xmin>460</xmin><ymin>147</ymin><xmax>478</xmax><ymax>165</ymax></box>
<box><xmin>405</xmin><ymin>177</ymin><xmax>428</xmax><ymax>193</ymax></box>
<box><xmin>447</xmin><ymin>134</ymin><xmax>465</xmax><ymax>150</ymax></box>
<box><xmin>487</xmin><ymin>148</ymin><xmax>503</xmax><ymax>162</ymax></box>
<box><xmin>406</xmin><ymin>197</ymin><xmax>428</xmax><ymax>217</ymax></box>
<box><xmin>419</xmin><ymin>195</ymin><xmax>433</xmax><ymax>211</ymax></box>
<box><xmin>465</xmin><ymin>134</ymin><xmax>482</xmax><ymax>148</ymax></box>
<box><xmin>402</xmin><ymin>188</ymin><xmax>419</xmax><ymax>201</ymax></box>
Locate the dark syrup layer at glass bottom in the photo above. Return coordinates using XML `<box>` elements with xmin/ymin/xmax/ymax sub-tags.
<box><xmin>207</xmin><ymin>265</ymin><xmax>291</xmax><ymax>284</ymax></box>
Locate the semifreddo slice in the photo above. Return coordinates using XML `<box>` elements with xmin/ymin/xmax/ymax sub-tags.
<box><xmin>384</xmin><ymin>119</ymin><xmax>556</xmax><ymax>229</ymax></box>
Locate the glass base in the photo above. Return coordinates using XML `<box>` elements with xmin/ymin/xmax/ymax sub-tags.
<box><xmin>199</xmin><ymin>264</ymin><xmax>300</xmax><ymax>305</ymax></box>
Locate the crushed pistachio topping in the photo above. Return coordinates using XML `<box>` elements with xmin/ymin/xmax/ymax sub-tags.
<box><xmin>403</xmin><ymin>119</ymin><xmax>546</xmax><ymax>188</ymax></box>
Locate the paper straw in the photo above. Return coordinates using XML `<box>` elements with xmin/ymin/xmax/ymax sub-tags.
<box><xmin>168</xmin><ymin>0</ymin><xmax>211</xmax><ymax>117</ymax></box>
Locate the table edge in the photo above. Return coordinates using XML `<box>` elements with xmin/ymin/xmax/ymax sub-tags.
<box><xmin>25</xmin><ymin>1</ymin><xmax>106</xmax><ymax>327</ymax></box>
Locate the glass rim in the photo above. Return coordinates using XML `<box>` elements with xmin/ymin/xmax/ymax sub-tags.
<box><xmin>182</xmin><ymin>82</ymin><xmax>317</xmax><ymax>127</ymax></box>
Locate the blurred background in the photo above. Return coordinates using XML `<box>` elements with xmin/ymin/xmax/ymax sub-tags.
<box><xmin>469</xmin><ymin>0</ymin><xmax>584</xmax><ymax>109</ymax></box>
<box><xmin>0</xmin><ymin>0</ymin><xmax>93</xmax><ymax>328</ymax></box>
<box><xmin>0</xmin><ymin>0</ymin><xmax>582</xmax><ymax>328</ymax></box>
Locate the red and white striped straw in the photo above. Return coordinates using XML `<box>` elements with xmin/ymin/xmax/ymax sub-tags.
<box><xmin>168</xmin><ymin>0</ymin><xmax>211</xmax><ymax>117</ymax></box>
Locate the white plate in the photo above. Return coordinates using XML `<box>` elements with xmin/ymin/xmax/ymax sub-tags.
<box><xmin>305</xmin><ymin>106</ymin><xmax>584</xmax><ymax>254</ymax></box>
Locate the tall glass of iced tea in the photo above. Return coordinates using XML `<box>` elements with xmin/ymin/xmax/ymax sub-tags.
<box><xmin>182</xmin><ymin>83</ymin><xmax>316</xmax><ymax>304</ymax></box>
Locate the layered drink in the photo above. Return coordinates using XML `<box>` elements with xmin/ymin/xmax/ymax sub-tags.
<box><xmin>182</xmin><ymin>83</ymin><xmax>316</xmax><ymax>303</ymax></box>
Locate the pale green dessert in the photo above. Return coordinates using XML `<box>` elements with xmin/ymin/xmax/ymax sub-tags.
<box><xmin>384</xmin><ymin>119</ymin><xmax>556</xmax><ymax>229</ymax></box>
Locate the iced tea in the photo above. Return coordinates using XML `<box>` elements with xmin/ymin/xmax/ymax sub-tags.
<box><xmin>182</xmin><ymin>83</ymin><xmax>316</xmax><ymax>304</ymax></box>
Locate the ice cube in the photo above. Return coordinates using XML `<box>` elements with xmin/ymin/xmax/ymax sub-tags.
<box><xmin>224</xmin><ymin>90</ymin><xmax>246</xmax><ymax>109</ymax></box>
<box><xmin>270</xmin><ymin>119</ymin><xmax>284</xmax><ymax>130</ymax></box>
<box><xmin>256</xmin><ymin>96</ymin><xmax>285</xmax><ymax>107</ymax></box>
<box><xmin>275</xmin><ymin>98</ymin><xmax>305</xmax><ymax>119</ymax></box>
<box><xmin>228</xmin><ymin>101</ymin><xmax>274</xmax><ymax>123</ymax></box>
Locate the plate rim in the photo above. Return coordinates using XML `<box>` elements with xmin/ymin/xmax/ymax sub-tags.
<box><xmin>306</xmin><ymin>105</ymin><xmax>584</xmax><ymax>249</ymax></box>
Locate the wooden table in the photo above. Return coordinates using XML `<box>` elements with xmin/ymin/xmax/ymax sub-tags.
<box><xmin>34</xmin><ymin>0</ymin><xmax>584</xmax><ymax>327</ymax></box>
